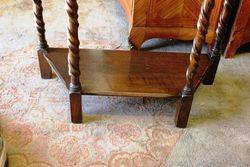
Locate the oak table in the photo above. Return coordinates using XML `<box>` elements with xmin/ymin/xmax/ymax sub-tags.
<box><xmin>32</xmin><ymin>0</ymin><xmax>234</xmax><ymax>128</ymax></box>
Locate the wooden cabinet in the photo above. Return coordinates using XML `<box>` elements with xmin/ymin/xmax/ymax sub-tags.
<box><xmin>224</xmin><ymin>0</ymin><xmax>250</xmax><ymax>58</ymax></box>
<box><xmin>119</xmin><ymin>0</ymin><xmax>224</xmax><ymax>48</ymax></box>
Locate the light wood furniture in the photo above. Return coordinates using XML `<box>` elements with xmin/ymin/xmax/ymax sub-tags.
<box><xmin>119</xmin><ymin>0</ymin><xmax>225</xmax><ymax>48</ymax></box>
<box><xmin>224</xmin><ymin>0</ymin><xmax>250</xmax><ymax>58</ymax></box>
<box><xmin>32</xmin><ymin>0</ymin><xmax>234</xmax><ymax>128</ymax></box>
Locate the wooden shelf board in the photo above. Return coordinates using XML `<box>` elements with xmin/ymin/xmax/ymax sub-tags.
<box><xmin>44</xmin><ymin>48</ymin><xmax>209</xmax><ymax>98</ymax></box>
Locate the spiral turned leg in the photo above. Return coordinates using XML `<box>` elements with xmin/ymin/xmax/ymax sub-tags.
<box><xmin>66</xmin><ymin>0</ymin><xmax>82</xmax><ymax>123</ymax></box>
<box><xmin>33</xmin><ymin>0</ymin><xmax>52</xmax><ymax>79</ymax></box>
<box><xmin>203</xmin><ymin>0</ymin><xmax>235</xmax><ymax>85</ymax></box>
<box><xmin>175</xmin><ymin>0</ymin><xmax>215</xmax><ymax>128</ymax></box>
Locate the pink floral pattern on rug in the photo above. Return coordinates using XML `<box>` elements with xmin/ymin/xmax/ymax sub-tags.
<box><xmin>49</xmin><ymin>136</ymin><xmax>89</xmax><ymax>166</ymax></box>
<box><xmin>107</xmin><ymin>124</ymin><xmax>141</xmax><ymax>147</ymax></box>
<box><xmin>0</xmin><ymin>45</ymin><xmax>183</xmax><ymax>166</ymax></box>
<box><xmin>0</xmin><ymin>0</ymin><xmax>183</xmax><ymax>166</ymax></box>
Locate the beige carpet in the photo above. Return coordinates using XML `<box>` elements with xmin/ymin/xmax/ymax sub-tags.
<box><xmin>0</xmin><ymin>0</ymin><xmax>250</xmax><ymax>166</ymax></box>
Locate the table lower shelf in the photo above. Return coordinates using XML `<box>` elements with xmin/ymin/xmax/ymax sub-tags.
<box><xmin>44</xmin><ymin>48</ymin><xmax>209</xmax><ymax>98</ymax></box>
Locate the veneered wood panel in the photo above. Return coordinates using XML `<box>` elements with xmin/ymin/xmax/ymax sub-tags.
<box><xmin>147</xmin><ymin>0</ymin><xmax>222</xmax><ymax>30</ymax></box>
<box><xmin>119</xmin><ymin>0</ymin><xmax>224</xmax><ymax>47</ymax></box>
<box><xmin>133</xmin><ymin>0</ymin><xmax>151</xmax><ymax>26</ymax></box>
<box><xmin>225</xmin><ymin>0</ymin><xmax>250</xmax><ymax>58</ymax></box>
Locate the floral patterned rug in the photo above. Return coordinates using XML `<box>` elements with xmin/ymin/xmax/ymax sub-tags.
<box><xmin>1</xmin><ymin>0</ymin><xmax>250</xmax><ymax>166</ymax></box>
<box><xmin>0</xmin><ymin>0</ymin><xmax>183</xmax><ymax>165</ymax></box>
<box><xmin>0</xmin><ymin>44</ymin><xmax>182</xmax><ymax>166</ymax></box>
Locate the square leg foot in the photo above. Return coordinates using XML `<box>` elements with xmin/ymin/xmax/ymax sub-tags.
<box><xmin>175</xmin><ymin>95</ymin><xmax>193</xmax><ymax>128</ymax></box>
<box><xmin>70</xmin><ymin>92</ymin><xmax>83</xmax><ymax>124</ymax></box>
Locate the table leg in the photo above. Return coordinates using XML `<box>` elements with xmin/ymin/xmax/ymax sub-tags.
<box><xmin>203</xmin><ymin>0</ymin><xmax>235</xmax><ymax>85</ymax></box>
<box><xmin>66</xmin><ymin>0</ymin><xmax>83</xmax><ymax>123</ymax></box>
<box><xmin>33</xmin><ymin>0</ymin><xmax>52</xmax><ymax>79</ymax></box>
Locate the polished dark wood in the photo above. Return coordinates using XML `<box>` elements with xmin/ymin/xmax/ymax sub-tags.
<box><xmin>33</xmin><ymin>0</ymin><xmax>233</xmax><ymax>128</ymax></box>
<box><xmin>70</xmin><ymin>92</ymin><xmax>82</xmax><ymax>123</ymax></box>
<box><xmin>224</xmin><ymin>0</ymin><xmax>250</xmax><ymax>58</ymax></box>
<box><xmin>32</xmin><ymin>0</ymin><xmax>52</xmax><ymax>79</ymax></box>
<box><xmin>66</xmin><ymin>0</ymin><xmax>83</xmax><ymax>123</ymax></box>
<box><xmin>44</xmin><ymin>48</ymin><xmax>209</xmax><ymax>98</ymax></box>
<box><xmin>32</xmin><ymin>0</ymin><xmax>48</xmax><ymax>50</ymax></box>
<box><xmin>175</xmin><ymin>93</ymin><xmax>193</xmax><ymax>128</ymax></box>
<box><xmin>37</xmin><ymin>49</ymin><xmax>52</xmax><ymax>79</ymax></box>
<box><xmin>203</xmin><ymin>0</ymin><xmax>235</xmax><ymax>85</ymax></box>
<box><xmin>175</xmin><ymin>0</ymin><xmax>215</xmax><ymax>128</ymax></box>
